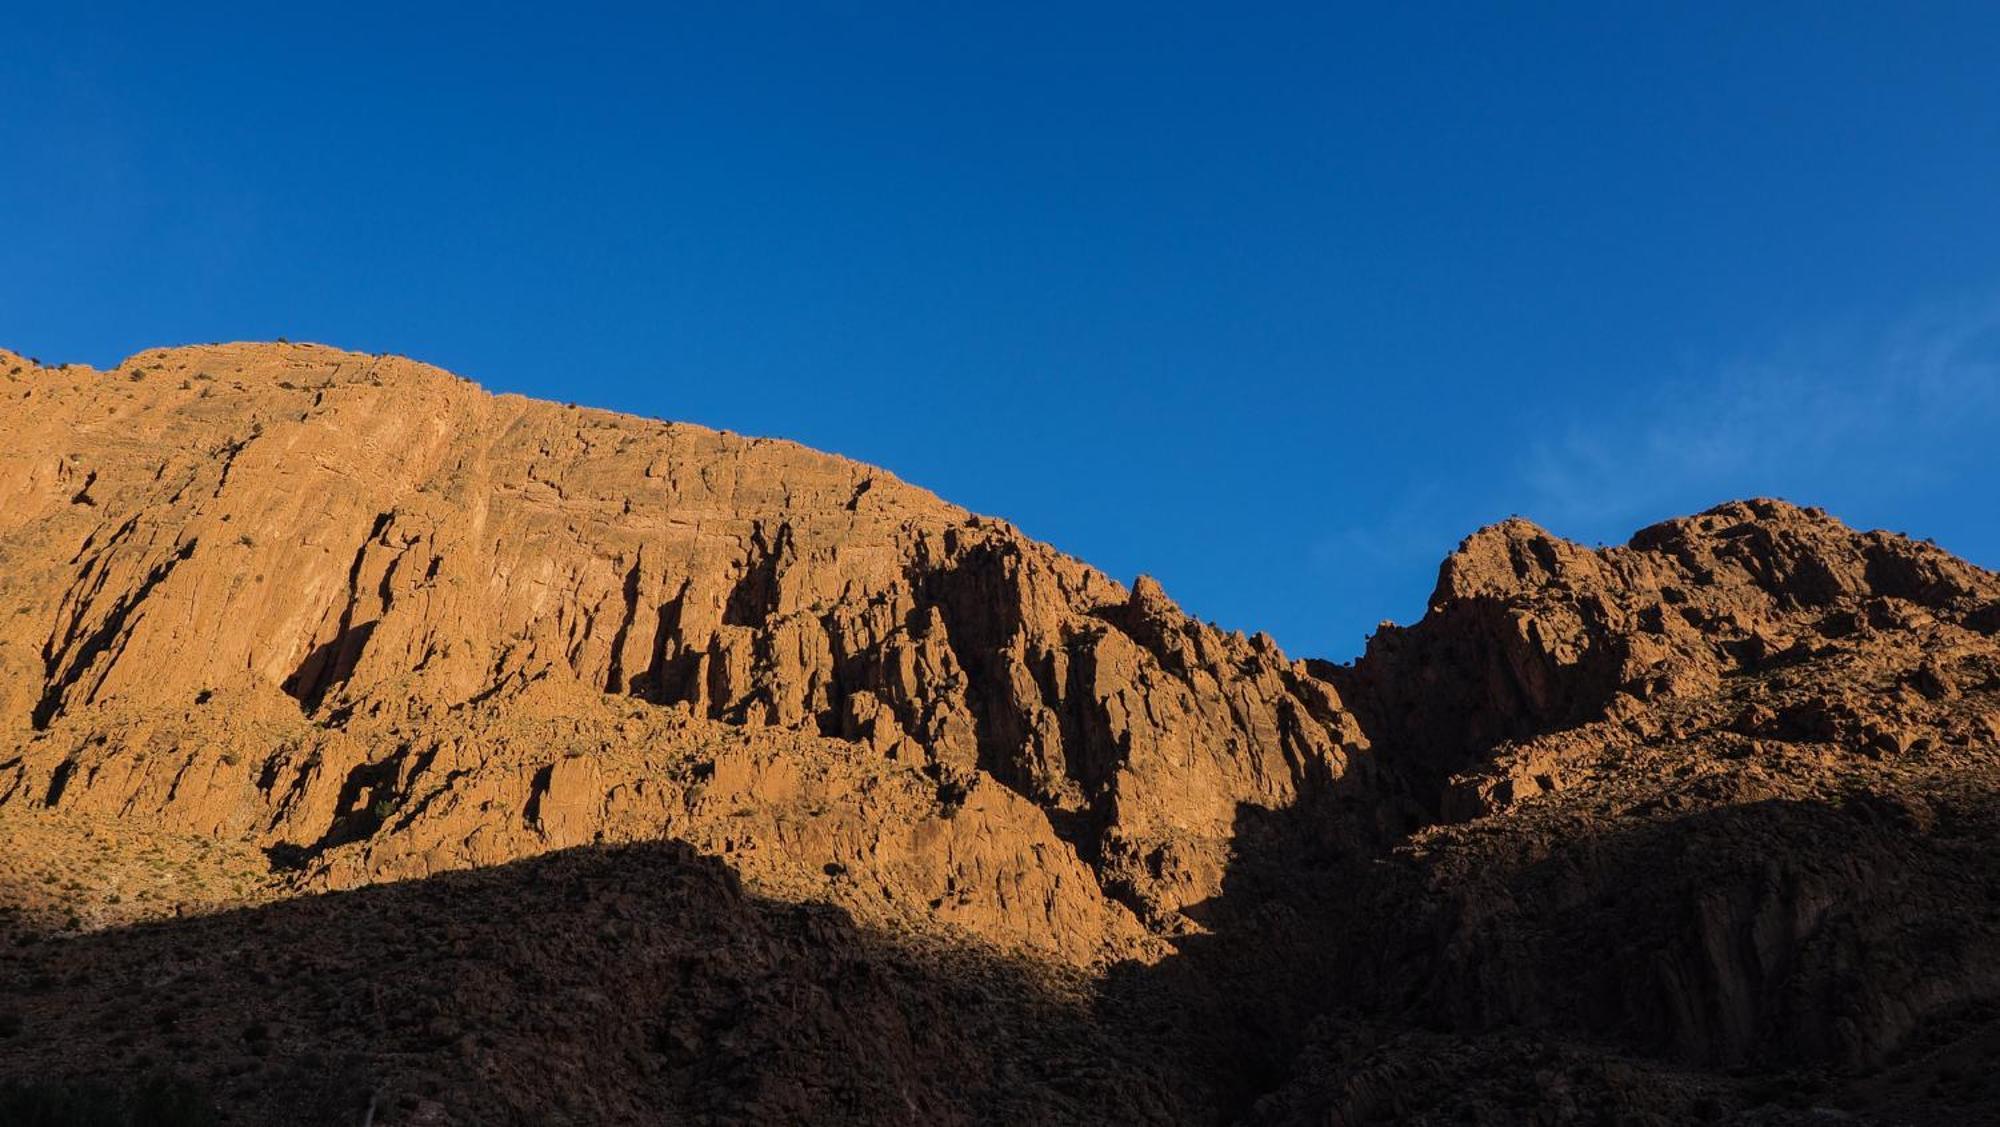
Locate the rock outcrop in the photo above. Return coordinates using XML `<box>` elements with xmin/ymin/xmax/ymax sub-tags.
<box><xmin>1286</xmin><ymin>500</ymin><xmax>2000</xmax><ymax>1122</ymax></box>
<box><xmin>0</xmin><ymin>343</ymin><xmax>1358</xmax><ymax>960</ymax></box>
<box><xmin>5</xmin><ymin>344</ymin><xmax>2000</xmax><ymax>1126</ymax></box>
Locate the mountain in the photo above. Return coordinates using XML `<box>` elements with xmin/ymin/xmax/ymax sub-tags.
<box><xmin>2</xmin><ymin>343</ymin><xmax>1997</xmax><ymax>1125</ymax></box>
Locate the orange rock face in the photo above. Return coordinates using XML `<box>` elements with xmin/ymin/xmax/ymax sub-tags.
<box><xmin>0</xmin><ymin>343</ymin><xmax>1359</xmax><ymax>964</ymax></box>
<box><xmin>5</xmin><ymin>343</ymin><xmax>2000</xmax><ymax>1125</ymax></box>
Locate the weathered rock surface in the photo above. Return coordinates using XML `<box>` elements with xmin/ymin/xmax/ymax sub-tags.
<box><xmin>0</xmin><ymin>343</ymin><xmax>1360</xmax><ymax>960</ymax></box>
<box><xmin>1289</xmin><ymin>500</ymin><xmax>2000</xmax><ymax>1123</ymax></box>
<box><xmin>4</xmin><ymin>344</ymin><xmax>2000</xmax><ymax>1125</ymax></box>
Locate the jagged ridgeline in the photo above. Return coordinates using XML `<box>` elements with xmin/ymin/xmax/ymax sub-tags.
<box><xmin>4</xmin><ymin>343</ymin><xmax>2000</xmax><ymax>1125</ymax></box>
<box><xmin>0</xmin><ymin>343</ymin><xmax>1358</xmax><ymax>961</ymax></box>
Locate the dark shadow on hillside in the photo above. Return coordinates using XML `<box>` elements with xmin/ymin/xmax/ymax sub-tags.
<box><xmin>1096</xmin><ymin>781</ymin><xmax>2000</xmax><ymax>1126</ymax></box>
<box><xmin>0</xmin><ymin>842</ymin><xmax>1185</xmax><ymax>1127</ymax></box>
<box><xmin>6</xmin><ymin>782</ymin><xmax>2000</xmax><ymax>1126</ymax></box>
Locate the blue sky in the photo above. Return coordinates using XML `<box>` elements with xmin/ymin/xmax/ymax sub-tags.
<box><xmin>5</xmin><ymin>3</ymin><xmax>1997</xmax><ymax>659</ymax></box>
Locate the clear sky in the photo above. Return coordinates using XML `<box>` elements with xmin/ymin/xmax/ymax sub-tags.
<box><xmin>5</xmin><ymin>4</ymin><xmax>1998</xmax><ymax>659</ymax></box>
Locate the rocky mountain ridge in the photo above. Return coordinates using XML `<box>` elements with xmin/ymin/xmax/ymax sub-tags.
<box><xmin>0</xmin><ymin>342</ymin><xmax>1362</xmax><ymax>962</ymax></box>
<box><xmin>3</xmin><ymin>343</ymin><xmax>1998</xmax><ymax>1125</ymax></box>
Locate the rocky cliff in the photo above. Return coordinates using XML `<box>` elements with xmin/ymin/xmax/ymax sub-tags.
<box><xmin>0</xmin><ymin>343</ymin><xmax>1360</xmax><ymax>964</ymax></box>
<box><xmin>3</xmin><ymin>344</ymin><xmax>1997</xmax><ymax>1125</ymax></box>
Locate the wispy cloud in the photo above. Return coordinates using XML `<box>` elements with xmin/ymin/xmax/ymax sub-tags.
<box><xmin>1309</xmin><ymin>294</ymin><xmax>2000</xmax><ymax>645</ymax></box>
<box><xmin>1517</xmin><ymin>296</ymin><xmax>2000</xmax><ymax>530</ymax></box>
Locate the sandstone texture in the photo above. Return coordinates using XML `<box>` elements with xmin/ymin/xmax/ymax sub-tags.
<box><xmin>2</xmin><ymin>344</ymin><xmax>1998</xmax><ymax>1125</ymax></box>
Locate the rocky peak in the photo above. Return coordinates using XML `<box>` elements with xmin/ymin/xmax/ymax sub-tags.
<box><xmin>0</xmin><ymin>343</ymin><xmax>1359</xmax><ymax>946</ymax></box>
<box><xmin>1429</xmin><ymin>515</ymin><xmax>1604</xmax><ymax>607</ymax></box>
<box><xmin>1332</xmin><ymin>498</ymin><xmax>2000</xmax><ymax>812</ymax></box>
